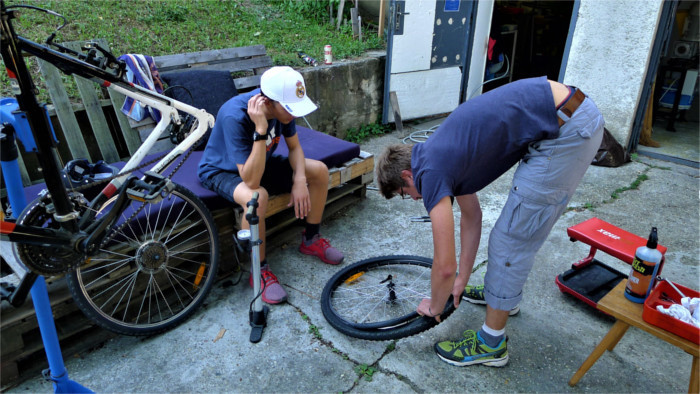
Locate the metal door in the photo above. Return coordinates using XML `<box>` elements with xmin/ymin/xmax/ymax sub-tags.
<box><xmin>382</xmin><ymin>0</ymin><xmax>476</xmax><ymax>123</ymax></box>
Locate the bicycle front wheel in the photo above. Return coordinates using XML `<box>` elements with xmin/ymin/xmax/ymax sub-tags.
<box><xmin>321</xmin><ymin>255</ymin><xmax>457</xmax><ymax>341</ymax></box>
<box><xmin>66</xmin><ymin>183</ymin><xmax>220</xmax><ymax>336</ymax></box>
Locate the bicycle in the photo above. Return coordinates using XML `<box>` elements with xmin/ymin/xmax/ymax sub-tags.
<box><xmin>321</xmin><ymin>255</ymin><xmax>462</xmax><ymax>341</ymax></box>
<box><xmin>0</xmin><ymin>2</ymin><xmax>220</xmax><ymax>336</ymax></box>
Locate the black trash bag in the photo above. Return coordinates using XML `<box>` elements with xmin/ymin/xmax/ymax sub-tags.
<box><xmin>592</xmin><ymin>128</ymin><xmax>631</xmax><ymax>168</ymax></box>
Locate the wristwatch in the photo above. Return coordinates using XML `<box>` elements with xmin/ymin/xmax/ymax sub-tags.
<box><xmin>252</xmin><ymin>132</ymin><xmax>267</xmax><ymax>142</ymax></box>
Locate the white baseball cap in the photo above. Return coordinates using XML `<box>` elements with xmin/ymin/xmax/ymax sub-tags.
<box><xmin>260</xmin><ymin>66</ymin><xmax>318</xmax><ymax>117</ymax></box>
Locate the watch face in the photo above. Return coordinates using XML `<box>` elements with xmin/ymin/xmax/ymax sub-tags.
<box><xmin>254</xmin><ymin>132</ymin><xmax>267</xmax><ymax>141</ymax></box>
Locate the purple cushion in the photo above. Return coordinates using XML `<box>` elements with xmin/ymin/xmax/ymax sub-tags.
<box><xmin>22</xmin><ymin>127</ymin><xmax>361</xmax><ymax>212</ymax></box>
<box><xmin>276</xmin><ymin>126</ymin><xmax>360</xmax><ymax>169</ymax></box>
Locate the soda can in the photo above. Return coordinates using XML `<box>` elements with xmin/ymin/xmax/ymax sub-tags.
<box><xmin>324</xmin><ymin>45</ymin><xmax>333</xmax><ymax>65</ymax></box>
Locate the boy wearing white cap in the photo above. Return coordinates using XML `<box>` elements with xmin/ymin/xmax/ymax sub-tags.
<box><xmin>198</xmin><ymin>66</ymin><xmax>344</xmax><ymax>304</ymax></box>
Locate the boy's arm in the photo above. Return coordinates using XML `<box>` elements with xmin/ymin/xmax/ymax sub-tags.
<box><xmin>284</xmin><ymin>133</ymin><xmax>310</xmax><ymax>219</ymax></box>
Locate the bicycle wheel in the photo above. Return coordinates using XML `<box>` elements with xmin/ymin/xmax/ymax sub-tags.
<box><xmin>321</xmin><ymin>255</ymin><xmax>458</xmax><ymax>341</ymax></box>
<box><xmin>66</xmin><ymin>182</ymin><xmax>220</xmax><ymax>336</ymax></box>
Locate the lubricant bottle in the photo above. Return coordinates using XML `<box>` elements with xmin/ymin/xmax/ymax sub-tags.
<box><xmin>624</xmin><ymin>227</ymin><xmax>663</xmax><ymax>303</ymax></box>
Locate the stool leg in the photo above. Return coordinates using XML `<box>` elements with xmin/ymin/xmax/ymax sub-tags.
<box><xmin>690</xmin><ymin>356</ymin><xmax>698</xmax><ymax>394</ymax></box>
<box><xmin>569</xmin><ymin>320</ymin><xmax>629</xmax><ymax>386</ymax></box>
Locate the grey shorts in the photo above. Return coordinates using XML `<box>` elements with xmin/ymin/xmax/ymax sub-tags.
<box><xmin>200</xmin><ymin>155</ymin><xmax>294</xmax><ymax>203</ymax></box>
<box><xmin>484</xmin><ymin>96</ymin><xmax>605</xmax><ymax>311</ymax></box>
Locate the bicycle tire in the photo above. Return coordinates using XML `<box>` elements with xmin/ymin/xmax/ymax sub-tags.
<box><xmin>66</xmin><ymin>183</ymin><xmax>220</xmax><ymax>336</ymax></box>
<box><xmin>321</xmin><ymin>255</ymin><xmax>458</xmax><ymax>341</ymax></box>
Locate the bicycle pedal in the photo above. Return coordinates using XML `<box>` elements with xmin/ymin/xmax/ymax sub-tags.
<box><xmin>126</xmin><ymin>171</ymin><xmax>174</xmax><ymax>203</ymax></box>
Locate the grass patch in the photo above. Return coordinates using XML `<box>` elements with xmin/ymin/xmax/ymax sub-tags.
<box><xmin>1</xmin><ymin>0</ymin><xmax>385</xmax><ymax>100</ymax></box>
<box><xmin>610</xmin><ymin>173</ymin><xmax>648</xmax><ymax>200</ymax></box>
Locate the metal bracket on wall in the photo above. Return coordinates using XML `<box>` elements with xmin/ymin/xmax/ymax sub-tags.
<box><xmin>394</xmin><ymin>1</ymin><xmax>409</xmax><ymax>35</ymax></box>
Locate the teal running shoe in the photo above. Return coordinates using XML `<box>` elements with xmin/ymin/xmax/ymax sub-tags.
<box><xmin>434</xmin><ymin>330</ymin><xmax>509</xmax><ymax>367</ymax></box>
<box><xmin>463</xmin><ymin>284</ymin><xmax>520</xmax><ymax>316</ymax></box>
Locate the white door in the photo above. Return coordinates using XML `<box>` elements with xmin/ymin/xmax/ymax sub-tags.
<box><xmin>383</xmin><ymin>0</ymin><xmax>476</xmax><ymax>122</ymax></box>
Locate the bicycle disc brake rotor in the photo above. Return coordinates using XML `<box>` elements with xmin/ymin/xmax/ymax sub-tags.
<box><xmin>15</xmin><ymin>193</ymin><xmax>87</xmax><ymax>276</ymax></box>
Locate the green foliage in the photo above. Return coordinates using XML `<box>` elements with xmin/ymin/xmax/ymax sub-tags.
<box><xmin>308</xmin><ymin>324</ymin><xmax>322</xmax><ymax>340</ymax></box>
<box><xmin>345</xmin><ymin>122</ymin><xmax>391</xmax><ymax>144</ymax></box>
<box><xmin>611</xmin><ymin>173</ymin><xmax>648</xmax><ymax>199</ymax></box>
<box><xmin>354</xmin><ymin>364</ymin><xmax>377</xmax><ymax>382</ymax></box>
<box><xmin>280</xmin><ymin>0</ymin><xmax>350</xmax><ymax>23</ymax></box>
<box><xmin>0</xmin><ymin>0</ymin><xmax>385</xmax><ymax>99</ymax></box>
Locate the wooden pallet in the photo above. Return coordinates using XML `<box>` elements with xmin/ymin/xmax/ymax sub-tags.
<box><xmin>0</xmin><ymin>151</ymin><xmax>373</xmax><ymax>390</ymax></box>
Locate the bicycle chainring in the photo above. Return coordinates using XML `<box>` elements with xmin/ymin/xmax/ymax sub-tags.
<box><xmin>14</xmin><ymin>192</ymin><xmax>88</xmax><ymax>276</ymax></box>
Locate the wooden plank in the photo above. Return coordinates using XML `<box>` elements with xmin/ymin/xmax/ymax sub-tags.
<box><xmin>107</xmin><ymin>88</ymin><xmax>141</xmax><ymax>155</ymax></box>
<box><xmin>154</xmin><ymin>45</ymin><xmax>268</xmax><ymax>71</ymax></box>
<box><xmin>159</xmin><ymin>56</ymin><xmax>272</xmax><ymax>75</ymax></box>
<box><xmin>92</xmin><ymin>38</ymin><xmax>141</xmax><ymax>156</ymax></box>
<box><xmin>351</xmin><ymin>7</ymin><xmax>360</xmax><ymax>37</ymax></box>
<box><xmin>36</xmin><ymin>59</ymin><xmax>91</xmax><ymax>160</ymax></box>
<box><xmin>389</xmin><ymin>91</ymin><xmax>404</xmax><ymax>133</ymax></box>
<box><xmin>234</xmin><ymin>75</ymin><xmax>264</xmax><ymax>92</ymax></box>
<box><xmin>234</xmin><ymin>151</ymin><xmax>374</xmax><ymax>225</ymax></box>
<box><xmin>337</xmin><ymin>0</ymin><xmax>346</xmax><ymax>30</ymax></box>
<box><xmin>378</xmin><ymin>0</ymin><xmax>386</xmax><ymax>38</ymax></box>
<box><xmin>64</xmin><ymin>41</ymin><xmax>120</xmax><ymax>163</ymax></box>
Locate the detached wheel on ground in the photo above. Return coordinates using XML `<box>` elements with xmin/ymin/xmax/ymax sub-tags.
<box><xmin>66</xmin><ymin>183</ymin><xmax>220</xmax><ymax>336</ymax></box>
<box><xmin>321</xmin><ymin>255</ymin><xmax>458</xmax><ymax>341</ymax></box>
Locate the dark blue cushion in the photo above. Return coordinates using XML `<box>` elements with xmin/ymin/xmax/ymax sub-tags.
<box><xmin>161</xmin><ymin>70</ymin><xmax>237</xmax><ymax>118</ymax></box>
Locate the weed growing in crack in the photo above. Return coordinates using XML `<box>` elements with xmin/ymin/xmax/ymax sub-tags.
<box><xmin>309</xmin><ymin>324</ymin><xmax>322</xmax><ymax>340</ymax></box>
<box><xmin>354</xmin><ymin>364</ymin><xmax>377</xmax><ymax>382</ymax></box>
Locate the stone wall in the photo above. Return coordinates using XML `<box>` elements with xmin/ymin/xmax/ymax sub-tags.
<box><xmin>297</xmin><ymin>50</ymin><xmax>386</xmax><ymax>139</ymax></box>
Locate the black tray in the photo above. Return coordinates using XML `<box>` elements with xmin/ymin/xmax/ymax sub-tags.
<box><xmin>556</xmin><ymin>259</ymin><xmax>627</xmax><ymax>305</ymax></box>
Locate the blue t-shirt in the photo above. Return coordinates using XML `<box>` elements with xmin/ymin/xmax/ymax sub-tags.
<box><xmin>412</xmin><ymin>76</ymin><xmax>560</xmax><ymax>214</ymax></box>
<box><xmin>198</xmin><ymin>89</ymin><xmax>297</xmax><ymax>180</ymax></box>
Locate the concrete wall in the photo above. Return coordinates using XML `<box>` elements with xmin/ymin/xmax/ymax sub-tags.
<box><xmin>563</xmin><ymin>0</ymin><xmax>663</xmax><ymax>145</ymax></box>
<box><xmin>297</xmin><ymin>51</ymin><xmax>386</xmax><ymax>139</ymax></box>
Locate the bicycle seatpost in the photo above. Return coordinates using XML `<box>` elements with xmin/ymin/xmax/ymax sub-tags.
<box><xmin>244</xmin><ymin>192</ymin><xmax>268</xmax><ymax>343</ymax></box>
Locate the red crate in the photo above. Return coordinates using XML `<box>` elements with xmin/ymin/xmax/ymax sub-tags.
<box><xmin>642</xmin><ymin>280</ymin><xmax>700</xmax><ymax>344</ymax></box>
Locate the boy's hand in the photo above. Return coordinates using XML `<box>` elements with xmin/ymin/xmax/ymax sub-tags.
<box><xmin>417</xmin><ymin>298</ymin><xmax>442</xmax><ymax>322</ymax></box>
<box><xmin>247</xmin><ymin>94</ymin><xmax>268</xmax><ymax>131</ymax></box>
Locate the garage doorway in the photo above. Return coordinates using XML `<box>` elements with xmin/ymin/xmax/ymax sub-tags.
<box><xmin>635</xmin><ymin>0</ymin><xmax>699</xmax><ymax>168</ymax></box>
<box><xmin>481</xmin><ymin>1</ymin><xmax>575</xmax><ymax>95</ymax></box>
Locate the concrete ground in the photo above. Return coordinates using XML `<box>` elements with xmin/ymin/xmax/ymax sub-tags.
<box><xmin>10</xmin><ymin>117</ymin><xmax>700</xmax><ymax>393</ymax></box>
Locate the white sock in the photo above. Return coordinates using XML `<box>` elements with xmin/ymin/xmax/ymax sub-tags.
<box><xmin>481</xmin><ymin>323</ymin><xmax>505</xmax><ymax>337</ymax></box>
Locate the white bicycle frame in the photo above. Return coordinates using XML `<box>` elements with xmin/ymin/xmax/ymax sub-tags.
<box><xmin>103</xmin><ymin>82</ymin><xmax>215</xmax><ymax>192</ymax></box>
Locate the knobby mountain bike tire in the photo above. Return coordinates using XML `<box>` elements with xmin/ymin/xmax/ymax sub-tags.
<box><xmin>65</xmin><ymin>183</ymin><xmax>220</xmax><ymax>336</ymax></box>
<box><xmin>321</xmin><ymin>255</ymin><xmax>458</xmax><ymax>341</ymax></box>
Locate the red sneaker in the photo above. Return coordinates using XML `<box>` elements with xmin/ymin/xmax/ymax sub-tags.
<box><xmin>249</xmin><ymin>264</ymin><xmax>287</xmax><ymax>304</ymax></box>
<box><xmin>299</xmin><ymin>231</ymin><xmax>344</xmax><ymax>265</ymax></box>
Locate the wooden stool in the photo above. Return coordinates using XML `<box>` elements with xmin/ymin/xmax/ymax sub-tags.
<box><xmin>569</xmin><ymin>281</ymin><xmax>699</xmax><ymax>393</ymax></box>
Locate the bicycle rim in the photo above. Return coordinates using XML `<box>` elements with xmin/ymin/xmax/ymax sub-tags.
<box><xmin>321</xmin><ymin>255</ymin><xmax>456</xmax><ymax>341</ymax></box>
<box><xmin>66</xmin><ymin>183</ymin><xmax>219</xmax><ymax>336</ymax></box>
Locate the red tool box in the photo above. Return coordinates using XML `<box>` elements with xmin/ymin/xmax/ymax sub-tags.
<box><xmin>557</xmin><ymin>217</ymin><xmax>667</xmax><ymax>308</ymax></box>
<box><xmin>643</xmin><ymin>280</ymin><xmax>700</xmax><ymax>344</ymax></box>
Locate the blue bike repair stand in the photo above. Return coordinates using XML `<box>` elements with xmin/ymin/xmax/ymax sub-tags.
<box><xmin>1</xmin><ymin>98</ymin><xmax>92</xmax><ymax>393</ymax></box>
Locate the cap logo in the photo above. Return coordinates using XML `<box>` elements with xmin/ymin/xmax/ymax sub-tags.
<box><xmin>295</xmin><ymin>81</ymin><xmax>305</xmax><ymax>99</ymax></box>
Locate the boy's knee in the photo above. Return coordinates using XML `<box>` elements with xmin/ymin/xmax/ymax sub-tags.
<box><xmin>306</xmin><ymin>160</ymin><xmax>329</xmax><ymax>182</ymax></box>
<box><xmin>234</xmin><ymin>185</ymin><xmax>269</xmax><ymax>211</ymax></box>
